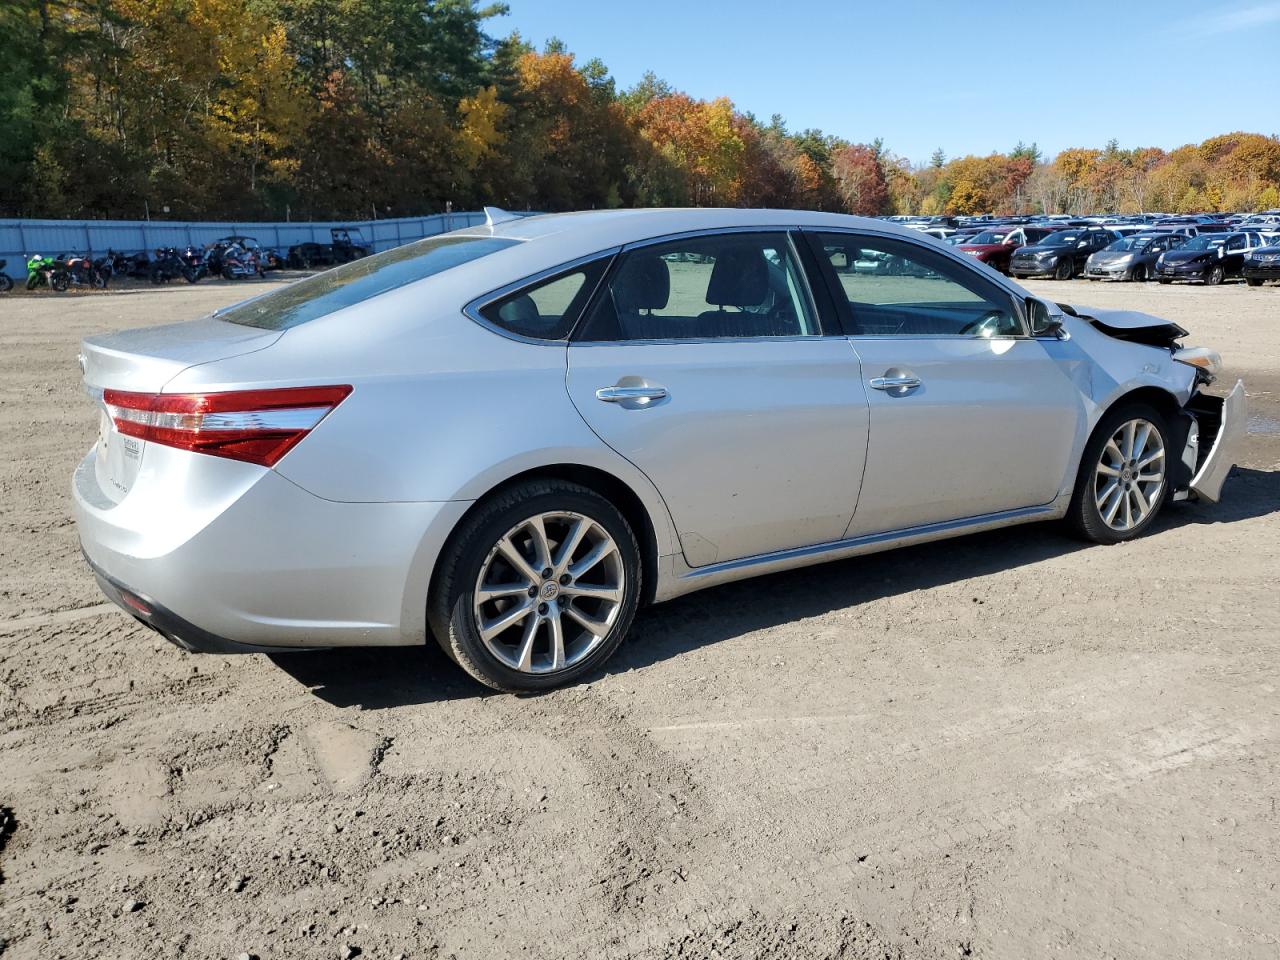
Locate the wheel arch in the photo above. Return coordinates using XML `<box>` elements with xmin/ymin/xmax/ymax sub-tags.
<box><xmin>430</xmin><ymin>463</ymin><xmax>668</xmax><ymax>608</ymax></box>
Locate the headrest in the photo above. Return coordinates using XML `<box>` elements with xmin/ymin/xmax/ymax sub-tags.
<box><xmin>706</xmin><ymin>246</ymin><xmax>768</xmax><ymax>307</ymax></box>
<box><xmin>613</xmin><ymin>254</ymin><xmax>670</xmax><ymax>312</ymax></box>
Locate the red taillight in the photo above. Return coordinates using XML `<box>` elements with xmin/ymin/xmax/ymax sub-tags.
<box><xmin>102</xmin><ymin>385</ymin><xmax>352</xmax><ymax>467</ymax></box>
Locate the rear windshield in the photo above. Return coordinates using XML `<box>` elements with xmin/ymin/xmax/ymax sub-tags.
<box><xmin>219</xmin><ymin>235</ymin><xmax>518</xmax><ymax>330</ymax></box>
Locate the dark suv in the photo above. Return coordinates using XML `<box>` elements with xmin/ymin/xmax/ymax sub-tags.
<box><xmin>1009</xmin><ymin>227</ymin><xmax>1116</xmax><ymax>280</ymax></box>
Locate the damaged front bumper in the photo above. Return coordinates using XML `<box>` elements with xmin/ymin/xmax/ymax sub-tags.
<box><xmin>1185</xmin><ymin>379</ymin><xmax>1247</xmax><ymax>503</ymax></box>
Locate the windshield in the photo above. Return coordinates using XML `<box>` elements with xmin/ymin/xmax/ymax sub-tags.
<box><xmin>967</xmin><ymin>231</ymin><xmax>1009</xmax><ymax>245</ymax></box>
<box><xmin>220</xmin><ymin>235</ymin><xmax>518</xmax><ymax>330</ymax></box>
<box><xmin>1107</xmin><ymin>237</ymin><xmax>1153</xmax><ymax>252</ymax></box>
<box><xmin>1182</xmin><ymin>235</ymin><xmax>1226</xmax><ymax>251</ymax></box>
<box><xmin>1040</xmin><ymin>232</ymin><xmax>1080</xmax><ymax>247</ymax></box>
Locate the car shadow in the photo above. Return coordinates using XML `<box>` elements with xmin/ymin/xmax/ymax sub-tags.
<box><xmin>271</xmin><ymin>466</ymin><xmax>1279</xmax><ymax>710</ymax></box>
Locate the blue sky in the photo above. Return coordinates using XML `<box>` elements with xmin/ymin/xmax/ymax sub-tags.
<box><xmin>495</xmin><ymin>0</ymin><xmax>1280</xmax><ymax>165</ymax></box>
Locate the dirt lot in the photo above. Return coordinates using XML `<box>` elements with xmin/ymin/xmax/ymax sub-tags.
<box><xmin>1</xmin><ymin>276</ymin><xmax>1278</xmax><ymax>959</ymax></box>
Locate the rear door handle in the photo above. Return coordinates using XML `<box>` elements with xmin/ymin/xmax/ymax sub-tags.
<box><xmin>869</xmin><ymin>375</ymin><xmax>922</xmax><ymax>391</ymax></box>
<box><xmin>596</xmin><ymin>385</ymin><xmax>669</xmax><ymax>403</ymax></box>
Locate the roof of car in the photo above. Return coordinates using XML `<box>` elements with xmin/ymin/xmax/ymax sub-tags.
<box><xmin>467</xmin><ymin>208</ymin><xmax>917</xmax><ymax>248</ymax></box>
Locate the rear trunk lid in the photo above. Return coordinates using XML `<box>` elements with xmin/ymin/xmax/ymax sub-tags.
<box><xmin>80</xmin><ymin>317</ymin><xmax>285</xmax><ymax>503</ymax></box>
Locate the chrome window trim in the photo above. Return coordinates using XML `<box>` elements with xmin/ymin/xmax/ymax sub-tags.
<box><xmin>802</xmin><ymin>225</ymin><xmax>1033</xmax><ymax>337</ymax></box>
<box><xmin>462</xmin><ymin>247</ymin><xmax>621</xmax><ymax>346</ymax></box>
<box><xmin>572</xmin><ymin>226</ymin><xmax>828</xmax><ymax>345</ymax></box>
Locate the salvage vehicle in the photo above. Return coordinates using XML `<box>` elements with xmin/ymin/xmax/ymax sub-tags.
<box><xmin>287</xmin><ymin>227</ymin><xmax>371</xmax><ymax>269</ymax></box>
<box><xmin>958</xmin><ymin>225</ymin><xmax>1063</xmax><ymax>274</ymax></box>
<box><xmin>73</xmin><ymin>208</ymin><xmax>1245</xmax><ymax>692</ymax></box>
<box><xmin>1085</xmin><ymin>233</ymin><xmax>1187</xmax><ymax>282</ymax></box>
<box><xmin>1243</xmin><ymin>240</ymin><xmax>1280</xmax><ymax>286</ymax></box>
<box><xmin>1155</xmin><ymin>231</ymin><xmax>1265</xmax><ymax>285</ymax></box>
<box><xmin>1008</xmin><ymin>227</ymin><xmax>1117</xmax><ymax>279</ymax></box>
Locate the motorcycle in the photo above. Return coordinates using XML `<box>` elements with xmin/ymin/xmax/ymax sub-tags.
<box><xmin>26</xmin><ymin>254</ymin><xmax>68</xmax><ymax>291</ymax></box>
<box><xmin>149</xmin><ymin>247</ymin><xmax>198</xmax><ymax>284</ymax></box>
<box><xmin>0</xmin><ymin>261</ymin><xmax>12</xmax><ymax>293</ymax></box>
<box><xmin>218</xmin><ymin>243</ymin><xmax>262</xmax><ymax>280</ymax></box>
<box><xmin>60</xmin><ymin>252</ymin><xmax>110</xmax><ymax>289</ymax></box>
<box><xmin>179</xmin><ymin>244</ymin><xmax>207</xmax><ymax>282</ymax></box>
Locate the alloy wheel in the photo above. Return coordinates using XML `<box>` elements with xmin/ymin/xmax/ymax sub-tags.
<box><xmin>1094</xmin><ymin>418</ymin><xmax>1165</xmax><ymax>532</ymax></box>
<box><xmin>472</xmin><ymin>511</ymin><xmax>625</xmax><ymax>674</ymax></box>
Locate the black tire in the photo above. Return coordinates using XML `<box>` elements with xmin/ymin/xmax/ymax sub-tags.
<box><xmin>184</xmin><ymin>266</ymin><xmax>200</xmax><ymax>284</ymax></box>
<box><xmin>1130</xmin><ymin>264</ymin><xmax>1147</xmax><ymax>282</ymax></box>
<box><xmin>1205</xmin><ymin>264</ymin><xmax>1224</xmax><ymax>286</ymax></box>
<box><xmin>27</xmin><ymin>274</ymin><xmax>40</xmax><ymax>290</ymax></box>
<box><xmin>0</xmin><ymin>275</ymin><xmax>13</xmax><ymax>293</ymax></box>
<box><xmin>428</xmin><ymin>479</ymin><xmax>642</xmax><ymax>692</ymax></box>
<box><xmin>222</xmin><ymin>266</ymin><xmax>236</xmax><ymax>281</ymax></box>
<box><xmin>51</xmin><ymin>272</ymin><xmax>69</xmax><ymax>292</ymax></box>
<box><xmin>1066</xmin><ymin>402</ymin><xmax>1171</xmax><ymax>545</ymax></box>
<box><xmin>1054</xmin><ymin>257</ymin><xmax>1073</xmax><ymax>280</ymax></box>
<box><xmin>1246</xmin><ymin>277</ymin><xmax>1263</xmax><ymax>287</ymax></box>
<box><xmin>1158</xmin><ymin>278</ymin><xmax>1172</xmax><ymax>284</ymax></box>
<box><xmin>149</xmin><ymin>267</ymin><xmax>164</xmax><ymax>285</ymax></box>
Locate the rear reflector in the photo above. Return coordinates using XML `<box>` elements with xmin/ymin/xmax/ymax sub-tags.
<box><xmin>102</xmin><ymin>385</ymin><xmax>352</xmax><ymax>467</ymax></box>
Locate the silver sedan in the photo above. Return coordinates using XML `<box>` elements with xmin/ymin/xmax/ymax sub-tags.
<box><xmin>73</xmin><ymin>208</ymin><xmax>1246</xmax><ymax>691</ymax></box>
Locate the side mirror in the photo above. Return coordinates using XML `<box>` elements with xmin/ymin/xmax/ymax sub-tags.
<box><xmin>1027</xmin><ymin>297</ymin><xmax>1066</xmax><ymax>338</ymax></box>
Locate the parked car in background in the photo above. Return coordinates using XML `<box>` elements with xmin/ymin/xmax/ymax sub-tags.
<box><xmin>1085</xmin><ymin>233</ymin><xmax>1187</xmax><ymax>282</ymax></box>
<box><xmin>1243</xmin><ymin>240</ymin><xmax>1280</xmax><ymax>286</ymax></box>
<box><xmin>1155</xmin><ymin>232</ymin><xmax>1264</xmax><ymax>285</ymax></box>
<box><xmin>73</xmin><ymin>208</ymin><xmax>1244</xmax><ymax>692</ymax></box>
<box><xmin>287</xmin><ymin>227</ymin><xmax>371</xmax><ymax>269</ymax></box>
<box><xmin>1009</xmin><ymin>227</ymin><xmax>1117</xmax><ymax>280</ymax></box>
<box><xmin>958</xmin><ymin>225</ymin><xmax>1063</xmax><ymax>274</ymax></box>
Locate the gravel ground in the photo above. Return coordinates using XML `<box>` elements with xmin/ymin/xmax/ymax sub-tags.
<box><xmin>1</xmin><ymin>276</ymin><xmax>1278</xmax><ymax>959</ymax></box>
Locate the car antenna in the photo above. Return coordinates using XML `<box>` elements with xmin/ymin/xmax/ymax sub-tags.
<box><xmin>483</xmin><ymin>206</ymin><xmax>519</xmax><ymax>227</ymax></box>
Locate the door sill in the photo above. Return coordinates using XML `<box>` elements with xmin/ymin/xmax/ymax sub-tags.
<box><xmin>655</xmin><ymin>504</ymin><xmax>1060</xmax><ymax>601</ymax></box>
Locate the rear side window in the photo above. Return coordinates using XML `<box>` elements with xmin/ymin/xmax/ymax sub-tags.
<box><xmin>220</xmin><ymin>235</ymin><xmax>517</xmax><ymax>330</ymax></box>
<box><xmin>576</xmin><ymin>232</ymin><xmax>818</xmax><ymax>341</ymax></box>
<box><xmin>477</xmin><ymin>257</ymin><xmax>612</xmax><ymax>340</ymax></box>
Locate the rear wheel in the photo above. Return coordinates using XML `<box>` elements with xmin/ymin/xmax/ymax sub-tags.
<box><xmin>1246</xmin><ymin>277</ymin><xmax>1263</xmax><ymax>287</ymax></box>
<box><xmin>1130</xmin><ymin>264</ymin><xmax>1147</xmax><ymax>282</ymax></box>
<box><xmin>1158</xmin><ymin>278</ymin><xmax>1172</xmax><ymax>284</ymax></box>
<box><xmin>1205</xmin><ymin>264</ymin><xmax>1224</xmax><ymax>285</ymax></box>
<box><xmin>1067</xmin><ymin>403</ymin><xmax>1170</xmax><ymax>545</ymax></box>
<box><xmin>428</xmin><ymin>480</ymin><xmax>642</xmax><ymax>692</ymax></box>
<box><xmin>51</xmin><ymin>272</ymin><xmax>69</xmax><ymax>292</ymax></box>
<box><xmin>1054</xmin><ymin>257</ymin><xmax>1073</xmax><ymax>280</ymax></box>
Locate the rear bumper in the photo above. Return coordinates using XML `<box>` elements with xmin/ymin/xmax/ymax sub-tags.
<box><xmin>86</xmin><ymin>553</ymin><xmax>292</xmax><ymax>653</ymax></box>
<box><xmin>1189</xmin><ymin>380</ymin><xmax>1247</xmax><ymax>503</ymax></box>
<box><xmin>73</xmin><ymin>447</ymin><xmax>471</xmax><ymax>649</ymax></box>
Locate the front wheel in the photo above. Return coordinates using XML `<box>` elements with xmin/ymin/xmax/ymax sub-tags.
<box><xmin>51</xmin><ymin>272</ymin><xmax>69</xmax><ymax>292</ymax></box>
<box><xmin>1054</xmin><ymin>257</ymin><xmax>1073</xmax><ymax>280</ymax></box>
<box><xmin>1246</xmin><ymin>277</ymin><xmax>1263</xmax><ymax>287</ymax></box>
<box><xmin>1130</xmin><ymin>264</ymin><xmax>1147</xmax><ymax>282</ymax></box>
<box><xmin>428</xmin><ymin>480</ymin><xmax>642</xmax><ymax>692</ymax></box>
<box><xmin>0</xmin><ymin>275</ymin><xmax>13</xmax><ymax>293</ymax></box>
<box><xmin>1067</xmin><ymin>404</ymin><xmax>1170</xmax><ymax>545</ymax></box>
<box><xmin>1205</xmin><ymin>264</ymin><xmax>1224</xmax><ymax>286</ymax></box>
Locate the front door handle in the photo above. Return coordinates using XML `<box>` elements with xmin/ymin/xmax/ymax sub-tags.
<box><xmin>596</xmin><ymin>385</ymin><xmax>669</xmax><ymax>403</ymax></box>
<box><xmin>869</xmin><ymin>375</ymin><xmax>922</xmax><ymax>391</ymax></box>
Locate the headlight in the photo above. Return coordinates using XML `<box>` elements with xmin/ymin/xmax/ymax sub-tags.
<box><xmin>1173</xmin><ymin>346</ymin><xmax>1222</xmax><ymax>378</ymax></box>
<box><xmin>1035</xmin><ymin>250</ymin><xmax>1057</xmax><ymax>260</ymax></box>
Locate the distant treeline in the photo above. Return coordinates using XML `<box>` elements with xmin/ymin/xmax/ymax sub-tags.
<box><xmin>2</xmin><ymin>1</ymin><xmax>1278</xmax><ymax>220</ymax></box>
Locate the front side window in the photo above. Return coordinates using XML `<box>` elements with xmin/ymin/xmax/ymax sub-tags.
<box><xmin>813</xmin><ymin>232</ymin><xmax>1022</xmax><ymax>338</ymax></box>
<box><xmin>576</xmin><ymin>232</ymin><xmax>817</xmax><ymax>342</ymax></box>
<box><xmin>478</xmin><ymin>257</ymin><xmax>612</xmax><ymax>340</ymax></box>
<box><xmin>221</xmin><ymin>235</ymin><xmax>518</xmax><ymax>330</ymax></box>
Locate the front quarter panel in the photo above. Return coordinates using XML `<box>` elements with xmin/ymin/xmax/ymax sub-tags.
<box><xmin>1053</xmin><ymin>315</ymin><xmax>1197</xmax><ymax>460</ymax></box>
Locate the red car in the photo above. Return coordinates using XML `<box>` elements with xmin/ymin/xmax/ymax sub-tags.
<box><xmin>958</xmin><ymin>225</ymin><xmax>1065</xmax><ymax>274</ymax></box>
